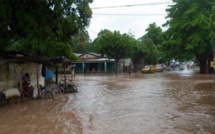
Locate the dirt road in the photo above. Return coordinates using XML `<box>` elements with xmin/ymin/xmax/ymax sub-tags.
<box><xmin>0</xmin><ymin>69</ymin><xmax>215</xmax><ymax>134</ymax></box>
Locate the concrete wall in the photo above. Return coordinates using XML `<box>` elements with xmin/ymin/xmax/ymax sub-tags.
<box><xmin>0</xmin><ymin>62</ymin><xmax>44</xmax><ymax>91</ymax></box>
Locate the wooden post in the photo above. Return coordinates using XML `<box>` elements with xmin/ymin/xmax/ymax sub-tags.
<box><xmin>55</xmin><ymin>67</ymin><xmax>58</xmax><ymax>84</ymax></box>
<box><xmin>63</xmin><ymin>63</ymin><xmax>67</xmax><ymax>87</ymax></box>
<box><xmin>37</xmin><ymin>63</ymin><xmax>41</xmax><ymax>98</ymax></box>
<box><xmin>214</xmin><ymin>53</ymin><xmax>215</xmax><ymax>88</ymax></box>
<box><xmin>18</xmin><ymin>64</ymin><xmax>22</xmax><ymax>89</ymax></box>
<box><xmin>18</xmin><ymin>64</ymin><xmax>23</xmax><ymax>102</ymax></box>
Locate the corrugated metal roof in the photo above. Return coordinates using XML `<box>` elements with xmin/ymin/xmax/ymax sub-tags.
<box><xmin>0</xmin><ymin>51</ymin><xmax>71</xmax><ymax>64</ymax></box>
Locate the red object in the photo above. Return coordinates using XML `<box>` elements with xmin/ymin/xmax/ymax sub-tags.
<box><xmin>21</xmin><ymin>85</ymin><xmax>33</xmax><ymax>97</ymax></box>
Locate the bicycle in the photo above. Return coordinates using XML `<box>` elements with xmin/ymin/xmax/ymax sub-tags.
<box><xmin>40</xmin><ymin>85</ymin><xmax>53</xmax><ymax>99</ymax></box>
<box><xmin>68</xmin><ymin>84</ymin><xmax>78</xmax><ymax>93</ymax></box>
<box><xmin>58</xmin><ymin>80</ymin><xmax>78</xmax><ymax>93</ymax></box>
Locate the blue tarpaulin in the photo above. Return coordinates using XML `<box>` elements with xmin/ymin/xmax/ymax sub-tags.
<box><xmin>45</xmin><ymin>70</ymin><xmax>53</xmax><ymax>80</ymax></box>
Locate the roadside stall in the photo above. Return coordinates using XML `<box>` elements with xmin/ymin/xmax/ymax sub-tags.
<box><xmin>0</xmin><ymin>51</ymin><xmax>50</xmax><ymax>103</ymax></box>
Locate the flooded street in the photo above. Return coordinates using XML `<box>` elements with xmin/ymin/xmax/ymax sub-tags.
<box><xmin>1</xmin><ymin>69</ymin><xmax>215</xmax><ymax>134</ymax></box>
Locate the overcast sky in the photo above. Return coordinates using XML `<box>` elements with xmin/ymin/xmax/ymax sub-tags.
<box><xmin>88</xmin><ymin>0</ymin><xmax>173</xmax><ymax>41</ymax></box>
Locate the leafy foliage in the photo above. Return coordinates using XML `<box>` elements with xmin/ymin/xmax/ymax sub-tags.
<box><xmin>138</xmin><ymin>36</ymin><xmax>158</xmax><ymax>64</ymax></box>
<box><xmin>71</xmin><ymin>29</ymin><xmax>91</xmax><ymax>53</ymax></box>
<box><xmin>96</xmin><ymin>30</ymin><xmax>134</xmax><ymax>61</ymax></box>
<box><xmin>93</xmin><ymin>29</ymin><xmax>136</xmax><ymax>74</ymax></box>
<box><xmin>138</xmin><ymin>23</ymin><xmax>163</xmax><ymax>64</ymax></box>
<box><xmin>131</xmin><ymin>41</ymin><xmax>147</xmax><ymax>65</ymax></box>
<box><xmin>87</xmin><ymin>23</ymin><xmax>164</xmax><ymax>69</ymax></box>
<box><xmin>210</xmin><ymin>6</ymin><xmax>215</xmax><ymax>50</ymax></box>
<box><xmin>163</xmin><ymin>0</ymin><xmax>215</xmax><ymax>73</ymax></box>
<box><xmin>0</xmin><ymin>0</ymin><xmax>93</xmax><ymax>59</ymax></box>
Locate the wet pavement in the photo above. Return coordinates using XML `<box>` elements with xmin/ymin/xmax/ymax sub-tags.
<box><xmin>0</xmin><ymin>67</ymin><xmax>215</xmax><ymax>134</ymax></box>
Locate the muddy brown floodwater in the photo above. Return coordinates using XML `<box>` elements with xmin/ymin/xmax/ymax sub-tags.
<box><xmin>1</xmin><ymin>68</ymin><xmax>215</xmax><ymax>134</ymax></box>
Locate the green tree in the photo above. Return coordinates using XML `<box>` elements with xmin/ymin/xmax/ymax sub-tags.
<box><xmin>84</xmin><ymin>41</ymin><xmax>98</xmax><ymax>53</ymax></box>
<box><xmin>138</xmin><ymin>23</ymin><xmax>162</xmax><ymax>64</ymax></box>
<box><xmin>146</xmin><ymin>23</ymin><xmax>165</xmax><ymax>63</ymax></box>
<box><xmin>211</xmin><ymin>6</ymin><xmax>215</xmax><ymax>25</ymax></box>
<box><xmin>71</xmin><ymin>29</ymin><xmax>91</xmax><ymax>53</ymax></box>
<box><xmin>145</xmin><ymin>23</ymin><xmax>163</xmax><ymax>46</ymax></box>
<box><xmin>96</xmin><ymin>29</ymin><xmax>134</xmax><ymax>75</ymax></box>
<box><xmin>139</xmin><ymin>36</ymin><xmax>158</xmax><ymax>64</ymax></box>
<box><xmin>163</xmin><ymin>0</ymin><xmax>215</xmax><ymax>73</ymax></box>
<box><xmin>131</xmin><ymin>41</ymin><xmax>147</xmax><ymax>71</ymax></box>
<box><xmin>210</xmin><ymin>6</ymin><xmax>215</xmax><ymax>49</ymax></box>
<box><xmin>0</xmin><ymin>0</ymin><xmax>93</xmax><ymax>59</ymax></box>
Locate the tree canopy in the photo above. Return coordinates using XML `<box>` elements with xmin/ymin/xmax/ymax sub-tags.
<box><xmin>210</xmin><ymin>6</ymin><xmax>215</xmax><ymax>47</ymax></box>
<box><xmin>94</xmin><ymin>29</ymin><xmax>135</xmax><ymax>74</ymax></box>
<box><xmin>86</xmin><ymin>23</ymin><xmax>165</xmax><ymax>72</ymax></box>
<box><xmin>96</xmin><ymin>30</ymin><xmax>134</xmax><ymax>61</ymax></box>
<box><xmin>0</xmin><ymin>0</ymin><xmax>93</xmax><ymax>59</ymax></box>
<box><xmin>163</xmin><ymin>0</ymin><xmax>215</xmax><ymax>73</ymax></box>
<box><xmin>138</xmin><ymin>23</ymin><xmax>163</xmax><ymax>64</ymax></box>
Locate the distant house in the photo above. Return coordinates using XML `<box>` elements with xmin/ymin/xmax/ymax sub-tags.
<box><xmin>72</xmin><ymin>52</ymin><xmax>132</xmax><ymax>74</ymax></box>
<box><xmin>72</xmin><ymin>52</ymin><xmax>116</xmax><ymax>73</ymax></box>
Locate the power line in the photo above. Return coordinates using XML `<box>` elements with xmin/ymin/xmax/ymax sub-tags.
<box><xmin>88</xmin><ymin>28</ymin><xmax>98</xmax><ymax>35</ymax></box>
<box><xmin>91</xmin><ymin>2</ymin><xmax>173</xmax><ymax>9</ymax></box>
<box><xmin>93</xmin><ymin>13</ymin><xmax>166</xmax><ymax>16</ymax></box>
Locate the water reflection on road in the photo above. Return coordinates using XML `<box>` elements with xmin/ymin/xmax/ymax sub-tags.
<box><xmin>1</xmin><ymin>69</ymin><xmax>215</xmax><ymax>134</ymax></box>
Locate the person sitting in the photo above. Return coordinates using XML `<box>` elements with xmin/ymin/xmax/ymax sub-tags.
<box><xmin>22</xmin><ymin>73</ymin><xmax>30</xmax><ymax>85</ymax></box>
